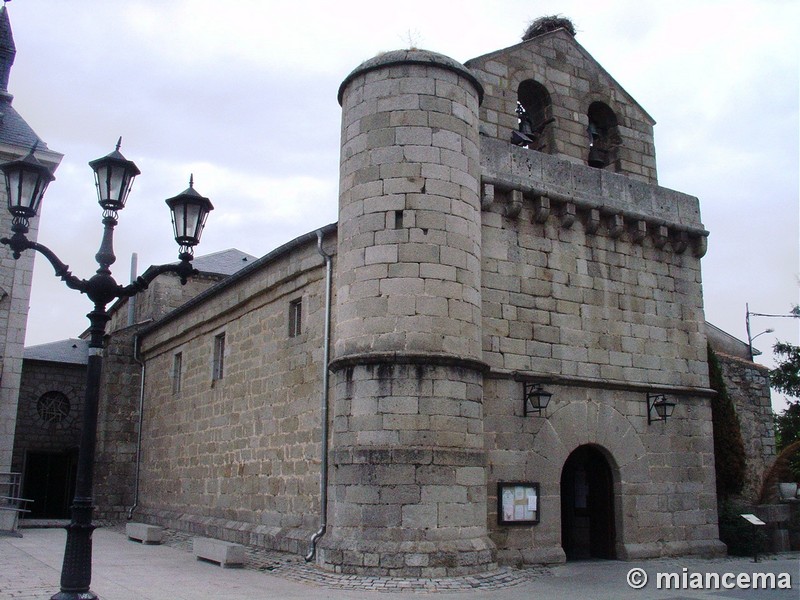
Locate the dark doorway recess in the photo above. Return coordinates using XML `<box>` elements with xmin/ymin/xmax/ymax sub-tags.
<box><xmin>22</xmin><ymin>450</ymin><xmax>78</xmax><ymax>519</ymax></box>
<box><xmin>560</xmin><ymin>444</ymin><xmax>616</xmax><ymax>560</ymax></box>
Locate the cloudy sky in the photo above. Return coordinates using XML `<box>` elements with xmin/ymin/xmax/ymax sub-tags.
<box><xmin>5</xmin><ymin>1</ymin><xmax>798</xmax><ymax>410</ymax></box>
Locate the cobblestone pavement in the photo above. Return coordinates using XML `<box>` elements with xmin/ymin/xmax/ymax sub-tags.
<box><xmin>125</xmin><ymin>524</ymin><xmax>544</xmax><ymax>592</ymax></box>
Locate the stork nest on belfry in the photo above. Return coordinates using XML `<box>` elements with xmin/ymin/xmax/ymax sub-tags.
<box><xmin>522</xmin><ymin>15</ymin><xmax>576</xmax><ymax>41</ymax></box>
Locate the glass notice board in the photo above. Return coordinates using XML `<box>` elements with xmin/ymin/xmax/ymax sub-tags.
<box><xmin>497</xmin><ymin>482</ymin><xmax>540</xmax><ymax>525</ymax></box>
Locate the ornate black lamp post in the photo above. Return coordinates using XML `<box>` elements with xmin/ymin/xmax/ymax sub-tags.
<box><xmin>0</xmin><ymin>139</ymin><xmax>213</xmax><ymax>600</ymax></box>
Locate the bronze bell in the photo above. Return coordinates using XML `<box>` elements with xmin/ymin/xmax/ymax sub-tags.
<box><xmin>587</xmin><ymin>145</ymin><xmax>605</xmax><ymax>168</ymax></box>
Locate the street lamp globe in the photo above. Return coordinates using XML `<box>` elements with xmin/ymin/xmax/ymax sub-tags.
<box><xmin>1</xmin><ymin>143</ymin><xmax>55</xmax><ymax>229</ymax></box>
<box><xmin>88</xmin><ymin>137</ymin><xmax>141</xmax><ymax>213</ymax></box>
<box><xmin>165</xmin><ymin>174</ymin><xmax>214</xmax><ymax>253</ymax></box>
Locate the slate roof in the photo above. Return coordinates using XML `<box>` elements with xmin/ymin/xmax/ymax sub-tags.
<box><xmin>0</xmin><ymin>5</ymin><xmax>49</xmax><ymax>151</ymax></box>
<box><xmin>24</xmin><ymin>338</ymin><xmax>89</xmax><ymax>365</ymax></box>
<box><xmin>0</xmin><ymin>101</ymin><xmax>48</xmax><ymax>150</ymax></box>
<box><xmin>187</xmin><ymin>248</ymin><xmax>257</xmax><ymax>276</ymax></box>
<box><xmin>706</xmin><ymin>321</ymin><xmax>759</xmax><ymax>359</ymax></box>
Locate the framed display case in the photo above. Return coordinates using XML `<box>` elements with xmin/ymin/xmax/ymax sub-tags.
<box><xmin>497</xmin><ymin>482</ymin><xmax>540</xmax><ymax>525</ymax></box>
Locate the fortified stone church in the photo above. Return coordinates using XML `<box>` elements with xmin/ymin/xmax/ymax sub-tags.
<box><xmin>5</xmin><ymin>13</ymin><xmax>777</xmax><ymax>576</ymax></box>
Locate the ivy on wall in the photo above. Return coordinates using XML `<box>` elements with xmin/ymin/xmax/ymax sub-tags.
<box><xmin>707</xmin><ymin>345</ymin><xmax>747</xmax><ymax>499</ymax></box>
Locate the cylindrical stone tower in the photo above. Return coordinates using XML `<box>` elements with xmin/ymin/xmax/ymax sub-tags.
<box><xmin>320</xmin><ymin>50</ymin><xmax>494</xmax><ymax>576</ymax></box>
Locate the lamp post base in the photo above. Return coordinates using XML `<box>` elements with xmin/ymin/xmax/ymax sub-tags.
<box><xmin>51</xmin><ymin>592</ymin><xmax>99</xmax><ymax>600</ymax></box>
<box><xmin>51</xmin><ymin>516</ymin><xmax>97</xmax><ymax>600</ymax></box>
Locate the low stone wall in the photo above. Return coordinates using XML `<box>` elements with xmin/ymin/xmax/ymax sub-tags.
<box><xmin>753</xmin><ymin>503</ymin><xmax>800</xmax><ymax>552</ymax></box>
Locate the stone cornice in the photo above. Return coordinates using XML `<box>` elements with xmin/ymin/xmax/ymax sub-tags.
<box><xmin>480</xmin><ymin>138</ymin><xmax>709</xmax><ymax>257</ymax></box>
<box><xmin>500</xmin><ymin>369</ymin><xmax>717</xmax><ymax>398</ymax></box>
<box><xmin>329</xmin><ymin>352</ymin><xmax>489</xmax><ymax>374</ymax></box>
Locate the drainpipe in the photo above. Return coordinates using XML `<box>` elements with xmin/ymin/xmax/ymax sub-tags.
<box><xmin>127</xmin><ymin>333</ymin><xmax>145</xmax><ymax>520</ymax></box>
<box><xmin>127</xmin><ymin>253</ymin><xmax>138</xmax><ymax>327</ymax></box>
<box><xmin>305</xmin><ymin>229</ymin><xmax>332</xmax><ymax>561</ymax></box>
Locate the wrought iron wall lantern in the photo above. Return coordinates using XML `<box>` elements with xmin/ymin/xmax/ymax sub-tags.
<box><xmin>647</xmin><ymin>393</ymin><xmax>676</xmax><ymax>424</ymax></box>
<box><xmin>524</xmin><ymin>383</ymin><xmax>552</xmax><ymax>416</ymax></box>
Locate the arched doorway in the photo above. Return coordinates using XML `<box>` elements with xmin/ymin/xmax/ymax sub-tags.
<box><xmin>560</xmin><ymin>445</ymin><xmax>616</xmax><ymax>560</ymax></box>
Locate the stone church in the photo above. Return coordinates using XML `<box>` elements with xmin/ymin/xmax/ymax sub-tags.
<box><xmin>8</xmin><ymin>16</ymin><xmax>777</xmax><ymax>575</ymax></box>
<box><xmin>128</xmin><ymin>25</ymin><xmax>726</xmax><ymax>573</ymax></box>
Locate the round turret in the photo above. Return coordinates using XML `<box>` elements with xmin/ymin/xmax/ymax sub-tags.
<box><xmin>321</xmin><ymin>49</ymin><xmax>495</xmax><ymax>576</ymax></box>
<box><xmin>335</xmin><ymin>49</ymin><xmax>484</xmax><ymax>364</ymax></box>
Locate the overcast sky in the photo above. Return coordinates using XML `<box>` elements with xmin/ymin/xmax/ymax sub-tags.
<box><xmin>5</xmin><ymin>1</ymin><xmax>798</xmax><ymax>410</ymax></box>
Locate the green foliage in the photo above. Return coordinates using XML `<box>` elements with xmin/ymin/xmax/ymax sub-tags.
<box><xmin>707</xmin><ymin>345</ymin><xmax>747</xmax><ymax>499</ymax></box>
<box><xmin>770</xmin><ymin>341</ymin><xmax>800</xmax><ymax>398</ymax></box>
<box><xmin>718</xmin><ymin>500</ymin><xmax>767</xmax><ymax>556</ymax></box>
<box><xmin>774</xmin><ymin>402</ymin><xmax>800</xmax><ymax>481</ymax></box>
<box><xmin>775</xmin><ymin>401</ymin><xmax>800</xmax><ymax>449</ymax></box>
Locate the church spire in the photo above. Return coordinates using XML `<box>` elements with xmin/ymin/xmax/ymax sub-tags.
<box><xmin>0</xmin><ymin>2</ymin><xmax>16</xmax><ymax>94</ymax></box>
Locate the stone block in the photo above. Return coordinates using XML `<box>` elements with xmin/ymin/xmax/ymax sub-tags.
<box><xmin>126</xmin><ymin>522</ymin><xmax>164</xmax><ymax>545</ymax></box>
<box><xmin>193</xmin><ymin>537</ymin><xmax>245</xmax><ymax>567</ymax></box>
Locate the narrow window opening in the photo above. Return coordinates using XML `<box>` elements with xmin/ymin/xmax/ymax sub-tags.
<box><xmin>172</xmin><ymin>352</ymin><xmax>183</xmax><ymax>394</ymax></box>
<box><xmin>212</xmin><ymin>333</ymin><xmax>225</xmax><ymax>380</ymax></box>
<box><xmin>394</xmin><ymin>210</ymin><xmax>404</xmax><ymax>229</ymax></box>
<box><xmin>289</xmin><ymin>298</ymin><xmax>302</xmax><ymax>338</ymax></box>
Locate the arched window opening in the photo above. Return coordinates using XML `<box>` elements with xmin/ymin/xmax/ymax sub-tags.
<box><xmin>512</xmin><ymin>79</ymin><xmax>554</xmax><ymax>152</ymax></box>
<box><xmin>587</xmin><ymin>101</ymin><xmax>619</xmax><ymax>168</ymax></box>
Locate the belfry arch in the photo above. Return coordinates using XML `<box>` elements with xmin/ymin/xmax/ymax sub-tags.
<box><xmin>514</xmin><ymin>79</ymin><xmax>553</xmax><ymax>152</ymax></box>
<box><xmin>586</xmin><ymin>100</ymin><xmax>620</xmax><ymax>168</ymax></box>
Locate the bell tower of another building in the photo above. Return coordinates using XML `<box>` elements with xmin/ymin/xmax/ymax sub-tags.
<box><xmin>0</xmin><ymin>3</ymin><xmax>62</xmax><ymax>479</ymax></box>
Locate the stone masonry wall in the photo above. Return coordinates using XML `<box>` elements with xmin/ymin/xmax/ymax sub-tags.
<box><xmin>323</xmin><ymin>50</ymin><xmax>495</xmax><ymax>576</ymax></box>
<box><xmin>715</xmin><ymin>352</ymin><xmax>775</xmax><ymax>502</ymax></box>
<box><xmin>465</xmin><ymin>29</ymin><xmax>657</xmax><ymax>183</ymax></box>
<box><xmin>93</xmin><ymin>325</ymin><xmax>143</xmax><ymax>520</ymax></box>
<box><xmin>0</xmin><ymin>143</ymin><xmax>60</xmax><ymax>475</ymax></box>
<box><xmin>106</xmin><ymin>272</ymin><xmax>224</xmax><ymax>334</ymax></box>
<box><xmin>321</xmin><ymin>362</ymin><xmax>493</xmax><ymax>577</ymax></box>
<box><xmin>11</xmin><ymin>360</ymin><xmax>85</xmax><ymax>475</ymax></box>
<box><xmin>0</xmin><ymin>212</ymin><xmax>38</xmax><ymax>474</ymax></box>
<box><xmin>480</xmin><ymin>140</ymin><xmax>708</xmax><ymax>389</ymax></box>
<box><xmin>483</xmin><ymin>377</ymin><xmax>721</xmax><ymax>564</ymax></box>
<box><xmin>137</xmin><ymin>235</ymin><xmax>331</xmax><ymax>553</ymax></box>
<box><xmin>335</xmin><ymin>50</ymin><xmax>484</xmax><ymax>362</ymax></box>
<box><xmin>477</xmin><ymin>117</ymin><xmax>719</xmax><ymax>561</ymax></box>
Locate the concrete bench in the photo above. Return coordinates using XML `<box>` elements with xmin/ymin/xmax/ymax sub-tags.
<box><xmin>125</xmin><ymin>522</ymin><xmax>164</xmax><ymax>545</ymax></box>
<box><xmin>193</xmin><ymin>537</ymin><xmax>245</xmax><ymax>568</ymax></box>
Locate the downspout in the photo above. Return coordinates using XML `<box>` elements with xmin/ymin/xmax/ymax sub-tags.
<box><xmin>127</xmin><ymin>333</ymin><xmax>145</xmax><ymax>520</ymax></box>
<box><xmin>127</xmin><ymin>253</ymin><xmax>138</xmax><ymax>327</ymax></box>
<box><xmin>126</xmin><ymin>253</ymin><xmax>145</xmax><ymax>520</ymax></box>
<box><xmin>305</xmin><ymin>229</ymin><xmax>332</xmax><ymax>561</ymax></box>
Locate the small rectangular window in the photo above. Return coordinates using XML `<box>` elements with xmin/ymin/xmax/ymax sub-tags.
<box><xmin>289</xmin><ymin>298</ymin><xmax>302</xmax><ymax>338</ymax></box>
<box><xmin>172</xmin><ymin>352</ymin><xmax>182</xmax><ymax>394</ymax></box>
<box><xmin>212</xmin><ymin>333</ymin><xmax>225</xmax><ymax>380</ymax></box>
<box><xmin>394</xmin><ymin>210</ymin><xmax>404</xmax><ymax>229</ymax></box>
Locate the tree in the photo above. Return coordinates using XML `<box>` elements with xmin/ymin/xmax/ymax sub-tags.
<box><xmin>771</xmin><ymin>339</ymin><xmax>800</xmax><ymax>480</ymax></box>
<box><xmin>770</xmin><ymin>341</ymin><xmax>800</xmax><ymax>398</ymax></box>
<box><xmin>774</xmin><ymin>401</ymin><xmax>800</xmax><ymax>450</ymax></box>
